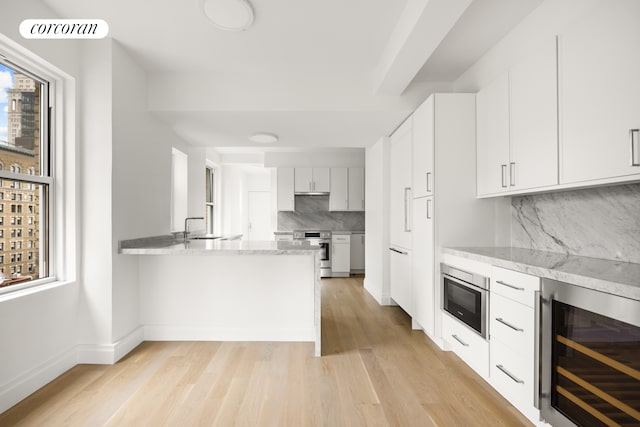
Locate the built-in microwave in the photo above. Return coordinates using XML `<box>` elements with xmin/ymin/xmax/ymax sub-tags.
<box><xmin>441</xmin><ymin>263</ymin><xmax>489</xmax><ymax>339</ymax></box>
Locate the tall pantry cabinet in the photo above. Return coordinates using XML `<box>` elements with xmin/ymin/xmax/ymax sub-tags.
<box><xmin>389</xmin><ymin>117</ymin><xmax>414</xmax><ymax>316</ymax></box>
<box><xmin>408</xmin><ymin>93</ymin><xmax>495</xmax><ymax>343</ymax></box>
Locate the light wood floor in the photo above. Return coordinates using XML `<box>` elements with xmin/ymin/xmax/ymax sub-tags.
<box><xmin>0</xmin><ymin>276</ymin><xmax>532</xmax><ymax>426</ymax></box>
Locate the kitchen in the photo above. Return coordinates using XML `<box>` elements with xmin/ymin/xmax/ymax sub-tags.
<box><xmin>0</xmin><ymin>0</ymin><xmax>639</xmax><ymax>426</ymax></box>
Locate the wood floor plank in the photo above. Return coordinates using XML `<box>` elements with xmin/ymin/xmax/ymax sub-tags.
<box><xmin>0</xmin><ymin>277</ymin><xmax>533</xmax><ymax>427</ymax></box>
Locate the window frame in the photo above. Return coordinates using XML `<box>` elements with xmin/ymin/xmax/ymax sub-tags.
<box><xmin>0</xmin><ymin>34</ymin><xmax>72</xmax><ymax>296</ymax></box>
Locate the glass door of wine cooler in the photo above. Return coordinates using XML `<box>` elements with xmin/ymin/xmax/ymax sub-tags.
<box><xmin>540</xmin><ymin>279</ymin><xmax>640</xmax><ymax>427</ymax></box>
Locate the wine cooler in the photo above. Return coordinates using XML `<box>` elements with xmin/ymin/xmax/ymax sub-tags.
<box><xmin>540</xmin><ymin>278</ymin><xmax>640</xmax><ymax>426</ymax></box>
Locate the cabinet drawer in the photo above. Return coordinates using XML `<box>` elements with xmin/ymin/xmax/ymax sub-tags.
<box><xmin>490</xmin><ymin>293</ymin><xmax>534</xmax><ymax>356</ymax></box>
<box><xmin>490</xmin><ymin>266</ymin><xmax>540</xmax><ymax>307</ymax></box>
<box><xmin>443</xmin><ymin>314</ymin><xmax>489</xmax><ymax>379</ymax></box>
<box><xmin>332</xmin><ymin>235</ymin><xmax>351</xmax><ymax>243</ymax></box>
<box><xmin>490</xmin><ymin>339</ymin><xmax>535</xmax><ymax>414</ymax></box>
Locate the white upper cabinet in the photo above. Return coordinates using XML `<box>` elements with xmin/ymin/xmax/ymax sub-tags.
<box><xmin>329</xmin><ymin>167</ymin><xmax>348</xmax><ymax>211</ymax></box>
<box><xmin>329</xmin><ymin>167</ymin><xmax>365</xmax><ymax>211</ymax></box>
<box><xmin>347</xmin><ymin>167</ymin><xmax>365</xmax><ymax>211</ymax></box>
<box><xmin>276</xmin><ymin>167</ymin><xmax>295</xmax><ymax>211</ymax></box>
<box><xmin>312</xmin><ymin>168</ymin><xmax>330</xmax><ymax>192</ymax></box>
<box><xmin>412</xmin><ymin>96</ymin><xmax>435</xmax><ymax>199</ymax></box>
<box><xmin>559</xmin><ymin>0</ymin><xmax>640</xmax><ymax>184</ymax></box>
<box><xmin>390</xmin><ymin>117</ymin><xmax>413</xmax><ymax>250</ymax></box>
<box><xmin>477</xmin><ymin>74</ymin><xmax>510</xmax><ymax>196</ymax></box>
<box><xmin>294</xmin><ymin>167</ymin><xmax>313</xmax><ymax>193</ymax></box>
<box><xmin>510</xmin><ymin>38</ymin><xmax>558</xmax><ymax>190</ymax></box>
<box><xmin>294</xmin><ymin>167</ymin><xmax>330</xmax><ymax>193</ymax></box>
<box><xmin>477</xmin><ymin>38</ymin><xmax>558</xmax><ymax>196</ymax></box>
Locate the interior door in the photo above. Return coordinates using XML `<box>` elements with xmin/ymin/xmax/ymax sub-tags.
<box><xmin>248</xmin><ymin>191</ymin><xmax>272</xmax><ymax>240</ymax></box>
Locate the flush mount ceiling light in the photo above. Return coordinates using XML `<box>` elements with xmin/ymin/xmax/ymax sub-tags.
<box><xmin>202</xmin><ymin>0</ymin><xmax>254</xmax><ymax>31</ymax></box>
<box><xmin>249</xmin><ymin>132</ymin><xmax>278</xmax><ymax>144</ymax></box>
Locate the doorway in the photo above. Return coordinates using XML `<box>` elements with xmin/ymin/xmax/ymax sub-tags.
<box><xmin>247</xmin><ymin>191</ymin><xmax>272</xmax><ymax>240</ymax></box>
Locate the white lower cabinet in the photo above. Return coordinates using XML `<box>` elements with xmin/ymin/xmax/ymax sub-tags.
<box><xmin>442</xmin><ymin>313</ymin><xmax>489</xmax><ymax>379</ymax></box>
<box><xmin>490</xmin><ymin>340</ymin><xmax>535</xmax><ymax>417</ymax></box>
<box><xmin>389</xmin><ymin>248</ymin><xmax>412</xmax><ymax>316</ymax></box>
<box><xmin>350</xmin><ymin>233</ymin><xmax>365</xmax><ymax>273</ymax></box>
<box><xmin>331</xmin><ymin>235</ymin><xmax>351</xmax><ymax>277</ymax></box>
<box><xmin>488</xmin><ymin>266</ymin><xmax>541</xmax><ymax>425</ymax></box>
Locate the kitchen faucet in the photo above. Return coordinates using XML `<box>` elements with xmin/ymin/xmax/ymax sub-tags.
<box><xmin>184</xmin><ymin>217</ymin><xmax>204</xmax><ymax>240</ymax></box>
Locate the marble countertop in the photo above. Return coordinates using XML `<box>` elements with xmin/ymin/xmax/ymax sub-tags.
<box><xmin>120</xmin><ymin>235</ymin><xmax>321</xmax><ymax>256</ymax></box>
<box><xmin>444</xmin><ymin>247</ymin><xmax>640</xmax><ymax>301</ymax></box>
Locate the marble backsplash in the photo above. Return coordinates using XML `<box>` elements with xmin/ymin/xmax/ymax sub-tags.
<box><xmin>278</xmin><ymin>195</ymin><xmax>365</xmax><ymax>231</ymax></box>
<box><xmin>511</xmin><ymin>183</ymin><xmax>640</xmax><ymax>264</ymax></box>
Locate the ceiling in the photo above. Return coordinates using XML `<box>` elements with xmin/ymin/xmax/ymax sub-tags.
<box><xmin>42</xmin><ymin>0</ymin><xmax>542</xmax><ymax>152</ymax></box>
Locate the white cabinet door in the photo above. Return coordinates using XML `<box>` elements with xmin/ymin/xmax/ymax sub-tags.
<box><xmin>412</xmin><ymin>96</ymin><xmax>434</xmax><ymax>199</ymax></box>
<box><xmin>348</xmin><ymin>167</ymin><xmax>365</xmax><ymax>211</ymax></box>
<box><xmin>390</xmin><ymin>248</ymin><xmax>412</xmax><ymax>316</ymax></box>
<box><xmin>390</xmin><ymin>117</ymin><xmax>413</xmax><ymax>249</ymax></box>
<box><xmin>329</xmin><ymin>167</ymin><xmax>348</xmax><ymax>211</ymax></box>
<box><xmin>477</xmin><ymin>74</ymin><xmax>510</xmax><ymax>196</ymax></box>
<box><xmin>332</xmin><ymin>235</ymin><xmax>351</xmax><ymax>274</ymax></box>
<box><xmin>510</xmin><ymin>38</ymin><xmax>558</xmax><ymax>191</ymax></box>
<box><xmin>350</xmin><ymin>233</ymin><xmax>365</xmax><ymax>272</ymax></box>
<box><xmin>313</xmin><ymin>168</ymin><xmax>330</xmax><ymax>192</ymax></box>
<box><xmin>412</xmin><ymin>197</ymin><xmax>434</xmax><ymax>336</ymax></box>
<box><xmin>559</xmin><ymin>0</ymin><xmax>640</xmax><ymax>184</ymax></box>
<box><xmin>294</xmin><ymin>168</ymin><xmax>313</xmax><ymax>193</ymax></box>
<box><xmin>277</xmin><ymin>167</ymin><xmax>295</xmax><ymax>211</ymax></box>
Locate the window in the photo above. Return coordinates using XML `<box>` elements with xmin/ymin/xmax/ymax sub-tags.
<box><xmin>0</xmin><ymin>60</ymin><xmax>51</xmax><ymax>286</ymax></box>
<box><xmin>0</xmin><ymin>203</ymin><xmax>3</xmax><ymax>211</ymax></box>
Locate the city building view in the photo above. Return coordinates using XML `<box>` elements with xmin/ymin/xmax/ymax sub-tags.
<box><xmin>0</xmin><ymin>64</ymin><xmax>43</xmax><ymax>287</ymax></box>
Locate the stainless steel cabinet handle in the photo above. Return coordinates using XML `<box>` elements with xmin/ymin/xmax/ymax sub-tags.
<box><xmin>389</xmin><ymin>247</ymin><xmax>407</xmax><ymax>255</ymax></box>
<box><xmin>495</xmin><ymin>280</ymin><xmax>525</xmax><ymax>291</ymax></box>
<box><xmin>534</xmin><ymin>290</ymin><xmax>541</xmax><ymax>409</ymax></box>
<box><xmin>501</xmin><ymin>165</ymin><xmax>507</xmax><ymax>188</ymax></box>
<box><xmin>509</xmin><ymin>162</ymin><xmax>516</xmax><ymax>187</ymax></box>
<box><xmin>496</xmin><ymin>317</ymin><xmax>524</xmax><ymax>332</ymax></box>
<box><xmin>403</xmin><ymin>187</ymin><xmax>411</xmax><ymax>232</ymax></box>
<box><xmin>451</xmin><ymin>334</ymin><xmax>469</xmax><ymax>347</ymax></box>
<box><xmin>426</xmin><ymin>198</ymin><xmax>432</xmax><ymax>219</ymax></box>
<box><xmin>631</xmin><ymin>129</ymin><xmax>640</xmax><ymax>166</ymax></box>
<box><xmin>426</xmin><ymin>172</ymin><xmax>432</xmax><ymax>193</ymax></box>
<box><xmin>496</xmin><ymin>365</ymin><xmax>524</xmax><ymax>384</ymax></box>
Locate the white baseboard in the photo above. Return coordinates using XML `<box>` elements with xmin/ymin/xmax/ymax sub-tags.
<box><xmin>0</xmin><ymin>346</ymin><xmax>76</xmax><ymax>414</ymax></box>
<box><xmin>363</xmin><ymin>278</ymin><xmax>383</xmax><ymax>304</ymax></box>
<box><xmin>143</xmin><ymin>325</ymin><xmax>315</xmax><ymax>342</ymax></box>
<box><xmin>76</xmin><ymin>326</ymin><xmax>144</xmax><ymax>365</ymax></box>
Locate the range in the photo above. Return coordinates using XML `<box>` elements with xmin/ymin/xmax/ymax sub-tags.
<box><xmin>293</xmin><ymin>230</ymin><xmax>331</xmax><ymax>278</ymax></box>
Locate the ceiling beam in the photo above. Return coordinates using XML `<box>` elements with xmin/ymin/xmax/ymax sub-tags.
<box><xmin>372</xmin><ymin>0</ymin><xmax>473</xmax><ymax>96</ymax></box>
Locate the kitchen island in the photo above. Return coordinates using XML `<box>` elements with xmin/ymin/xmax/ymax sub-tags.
<box><xmin>120</xmin><ymin>236</ymin><xmax>322</xmax><ymax>356</ymax></box>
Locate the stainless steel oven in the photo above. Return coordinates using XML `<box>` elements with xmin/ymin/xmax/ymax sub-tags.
<box><xmin>539</xmin><ymin>279</ymin><xmax>640</xmax><ymax>427</ymax></box>
<box><xmin>293</xmin><ymin>230</ymin><xmax>331</xmax><ymax>278</ymax></box>
<box><xmin>441</xmin><ymin>263</ymin><xmax>489</xmax><ymax>338</ymax></box>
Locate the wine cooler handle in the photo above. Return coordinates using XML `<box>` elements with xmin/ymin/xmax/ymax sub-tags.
<box><xmin>534</xmin><ymin>290</ymin><xmax>541</xmax><ymax>410</ymax></box>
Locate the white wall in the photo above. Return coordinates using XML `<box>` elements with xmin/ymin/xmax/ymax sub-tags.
<box><xmin>111</xmin><ymin>40</ymin><xmax>190</xmax><ymax>348</ymax></box>
<box><xmin>364</xmin><ymin>137</ymin><xmax>391</xmax><ymax>304</ymax></box>
<box><xmin>187</xmin><ymin>146</ymin><xmax>207</xmax><ymax>220</ymax></box>
<box><xmin>77</xmin><ymin>38</ymin><xmax>113</xmax><ymax>351</ymax></box>
<box><xmin>221</xmin><ymin>165</ymin><xmax>246</xmax><ymax>236</ymax></box>
<box><xmin>170</xmin><ymin>147</ymin><xmax>188</xmax><ymax>232</ymax></box>
<box><xmin>0</xmin><ymin>0</ymin><xmax>81</xmax><ymax>413</ymax></box>
<box><xmin>264</xmin><ymin>150</ymin><xmax>365</xmax><ymax>168</ymax></box>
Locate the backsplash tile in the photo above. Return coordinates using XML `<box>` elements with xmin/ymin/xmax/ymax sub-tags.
<box><xmin>278</xmin><ymin>195</ymin><xmax>365</xmax><ymax>231</ymax></box>
<box><xmin>511</xmin><ymin>183</ymin><xmax>640</xmax><ymax>263</ymax></box>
